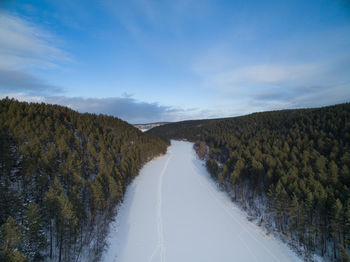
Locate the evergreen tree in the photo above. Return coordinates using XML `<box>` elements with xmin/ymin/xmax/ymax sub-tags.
<box><xmin>0</xmin><ymin>217</ymin><xmax>26</xmax><ymax>262</ymax></box>
<box><xmin>0</xmin><ymin>98</ymin><xmax>169</xmax><ymax>261</ymax></box>
<box><xmin>149</xmin><ymin>102</ymin><xmax>350</xmax><ymax>261</ymax></box>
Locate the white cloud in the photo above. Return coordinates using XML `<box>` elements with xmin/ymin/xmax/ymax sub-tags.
<box><xmin>196</xmin><ymin>63</ymin><xmax>325</xmax><ymax>92</ymax></box>
<box><xmin>0</xmin><ymin>93</ymin><xmax>223</xmax><ymax>123</ymax></box>
<box><xmin>0</xmin><ymin>68</ymin><xmax>62</xmax><ymax>94</ymax></box>
<box><xmin>0</xmin><ymin>93</ymin><xmax>45</xmax><ymax>103</ymax></box>
<box><xmin>0</xmin><ymin>12</ymin><xmax>70</xmax><ymax>94</ymax></box>
<box><xmin>190</xmin><ymin>20</ymin><xmax>350</xmax><ymax>113</ymax></box>
<box><xmin>0</xmin><ymin>11</ymin><xmax>70</xmax><ymax>70</ymax></box>
<box><xmin>0</xmin><ymin>93</ymin><xmax>177</xmax><ymax>123</ymax></box>
<box><xmin>104</xmin><ymin>0</ymin><xmax>212</xmax><ymax>40</ymax></box>
<box><xmin>192</xmin><ymin>52</ymin><xmax>350</xmax><ymax>115</ymax></box>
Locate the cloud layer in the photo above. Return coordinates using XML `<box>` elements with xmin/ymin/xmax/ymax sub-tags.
<box><xmin>192</xmin><ymin>31</ymin><xmax>350</xmax><ymax>113</ymax></box>
<box><xmin>1</xmin><ymin>1</ymin><xmax>349</xmax><ymax>123</ymax></box>
<box><xmin>46</xmin><ymin>96</ymin><xmax>175</xmax><ymax>123</ymax></box>
<box><xmin>0</xmin><ymin>93</ymin><xmax>193</xmax><ymax>123</ymax></box>
<box><xmin>0</xmin><ymin>12</ymin><xmax>68</xmax><ymax>93</ymax></box>
<box><xmin>0</xmin><ymin>68</ymin><xmax>62</xmax><ymax>94</ymax></box>
<box><xmin>0</xmin><ymin>12</ymin><xmax>69</xmax><ymax>69</ymax></box>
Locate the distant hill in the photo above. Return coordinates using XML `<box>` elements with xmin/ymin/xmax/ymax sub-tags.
<box><xmin>0</xmin><ymin>98</ymin><xmax>168</xmax><ymax>262</ymax></box>
<box><xmin>149</xmin><ymin>103</ymin><xmax>350</xmax><ymax>261</ymax></box>
<box><xmin>134</xmin><ymin>122</ymin><xmax>171</xmax><ymax>132</ymax></box>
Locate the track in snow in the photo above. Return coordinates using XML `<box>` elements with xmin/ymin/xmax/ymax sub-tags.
<box><xmin>102</xmin><ymin>141</ymin><xmax>302</xmax><ymax>262</ymax></box>
<box><xmin>148</xmin><ymin>155</ymin><xmax>171</xmax><ymax>262</ymax></box>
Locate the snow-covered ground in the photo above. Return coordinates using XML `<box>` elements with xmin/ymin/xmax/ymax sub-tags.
<box><xmin>102</xmin><ymin>141</ymin><xmax>302</xmax><ymax>262</ymax></box>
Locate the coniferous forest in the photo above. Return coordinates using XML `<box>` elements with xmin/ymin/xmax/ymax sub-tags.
<box><xmin>149</xmin><ymin>103</ymin><xmax>350</xmax><ymax>261</ymax></box>
<box><xmin>0</xmin><ymin>98</ymin><xmax>168</xmax><ymax>262</ymax></box>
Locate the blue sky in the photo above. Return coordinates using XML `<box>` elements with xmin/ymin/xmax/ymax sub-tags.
<box><xmin>0</xmin><ymin>0</ymin><xmax>350</xmax><ymax>123</ymax></box>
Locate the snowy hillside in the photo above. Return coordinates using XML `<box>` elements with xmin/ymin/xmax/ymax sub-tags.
<box><xmin>134</xmin><ymin>122</ymin><xmax>170</xmax><ymax>132</ymax></box>
<box><xmin>102</xmin><ymin>141</ymin><xmax>302</xmax><ymax>262</ymax></box>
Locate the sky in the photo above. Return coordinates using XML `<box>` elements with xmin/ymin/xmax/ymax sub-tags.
<box><xmin>0</xmin><ymin>0</ymin><xmax>350</xmax><ymax>123</ymax></box>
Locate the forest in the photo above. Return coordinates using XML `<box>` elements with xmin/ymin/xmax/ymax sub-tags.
<box><xmin>149</xmin><ymin>103</ymin><xmax>350</xmax><ymax>261</ymax></box>
<box><xmin>0</xmin><ymin>98</ymin><xmax>168</xmax><ymax>262</ymax></box>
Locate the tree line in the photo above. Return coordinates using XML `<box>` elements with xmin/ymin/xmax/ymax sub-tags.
<box><xmin>149</xmin><ymin>103</ymin><xmax>350</xmax><ymax>261</ymax></box>
<box><xmin>0</xmin><ymin>98</ymin><xmax>168</xmax><ymax>262</ymax></box>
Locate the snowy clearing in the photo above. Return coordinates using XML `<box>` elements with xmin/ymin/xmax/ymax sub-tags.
<box><xmin>102</xmin><ymin>140</ymin><xmax>302</xmax><ymax>262</ymax></box>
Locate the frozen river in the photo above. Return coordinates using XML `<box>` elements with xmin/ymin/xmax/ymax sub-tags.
<box><xmin>102</xmin><ymin>141</ymin><xmax>301</xmax><ymax>262</ymax></box>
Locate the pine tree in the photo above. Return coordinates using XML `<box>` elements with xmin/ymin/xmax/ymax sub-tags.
<box><xmin>0</xmin><ymin>216</ymin><xmax>26</xmax><ymax>262</ymax></box>
<box><xmin>288</xmin><ymin>193</ymin><xmax>299</xmax><ymax>236</ymax></box>
<box><xmin>56</xmin><ymin>191</ymin><xmax>78</xmax><ymax>262</ymax></box>
<box><xmin>90</xmin><ymin>180</ymin><xmax>105</xmax><ymax>212</ymax></box>
<box><xmin>331</xmin><ymin>198</ymin><xmax>344</xmax><ymax>259</ymax></box>
<box><xmin>23</xmin><ymin>203</ymin><xmax>46</xmax><ymax>261</ymax></box>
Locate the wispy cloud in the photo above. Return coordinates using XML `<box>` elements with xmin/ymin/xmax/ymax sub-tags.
<box><xmin>204</xmin><ymin>63</ymin><xmax>324</xmax><ymax>91</ymax></box>
<box><xmin>211</xmin><ymin>62</ymin><xmax>349</xmax><ymax>111</ymax></box>
<box><xmin>0</xmin><ymin>93</ymin><xmax>184</xmax><ymax>123</ymax></box>
<box><xmin>0</xmin><ymin>12</ymin><xmax>69</xmax><ymax>94</ymax></box>
<box><xmin>1</xmin><ymin>1</ymin><xmax>349</xmax><ymax>122</ymax></box>
<box><xmin>0</xmin><ymin>68</ymin><xmax>62</xmax><ymax>94</ymax></box>
<box><xmin>252</xmin><ymin>91</ymin><xmax>288</xmax><ymax>101</ymax></box>
<box><xmin>192</xmin><ymin>27</ymin><xmax>350</xmax><ymax>113</ymax></box>
<box><xmin>1</xmin><ymin>93</ymin><xmax>222</xmax><ymax>123</ymax></box>
<box><xmin>0</xmin><ymin>12</ymin><xmax>70</xmax><ymax>69</ymax></box>
<box><xmin>46</xmin><ymin>96</ymin><xmax>174</xmax><ymax>123</ymax></box>
<box><xmin>104</xmin><ymin>0</ymin><xmax>212</xmax><ymax>40</ymax></box>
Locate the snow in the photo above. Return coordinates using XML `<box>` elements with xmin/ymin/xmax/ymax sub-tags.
<box><xmin>102</xmin><ymin>141</ymin><xmax>302</xmax><ymax>262</ymax></box>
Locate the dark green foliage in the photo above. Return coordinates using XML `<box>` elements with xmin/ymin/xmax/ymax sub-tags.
<box><xmin>0</xmin><ymin>98</ymin><xmax>168</xmax><ymax>261</ymax></box>
<box><xmin>23</xmin><ymin>203</ymin><xmax>46</xmax><ymax>261</ymax></box>
<box><xmin>149</xmin><ymin>103</ymin><xmax>350</xmax><ymax>260</ymax></box>
<box><xmin>206</xmin><ymin>159</ymin><xmax>219</xmax><ymax>179</ymax></box>
<box><xmin>0</xmin><ymin>217</ymin><xmax>26</xmax><ymax>262</ymax></box>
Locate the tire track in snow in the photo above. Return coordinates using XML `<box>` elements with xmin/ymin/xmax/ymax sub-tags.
<box><xmin>190</xmin><ymin>160</ymin><xmax>280</xmax><ymax>262</ymax></box>
<box><xmin>148</xmin><ymin>155</ymin><xmax>171</xmax><ymax>262</ymax></box>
